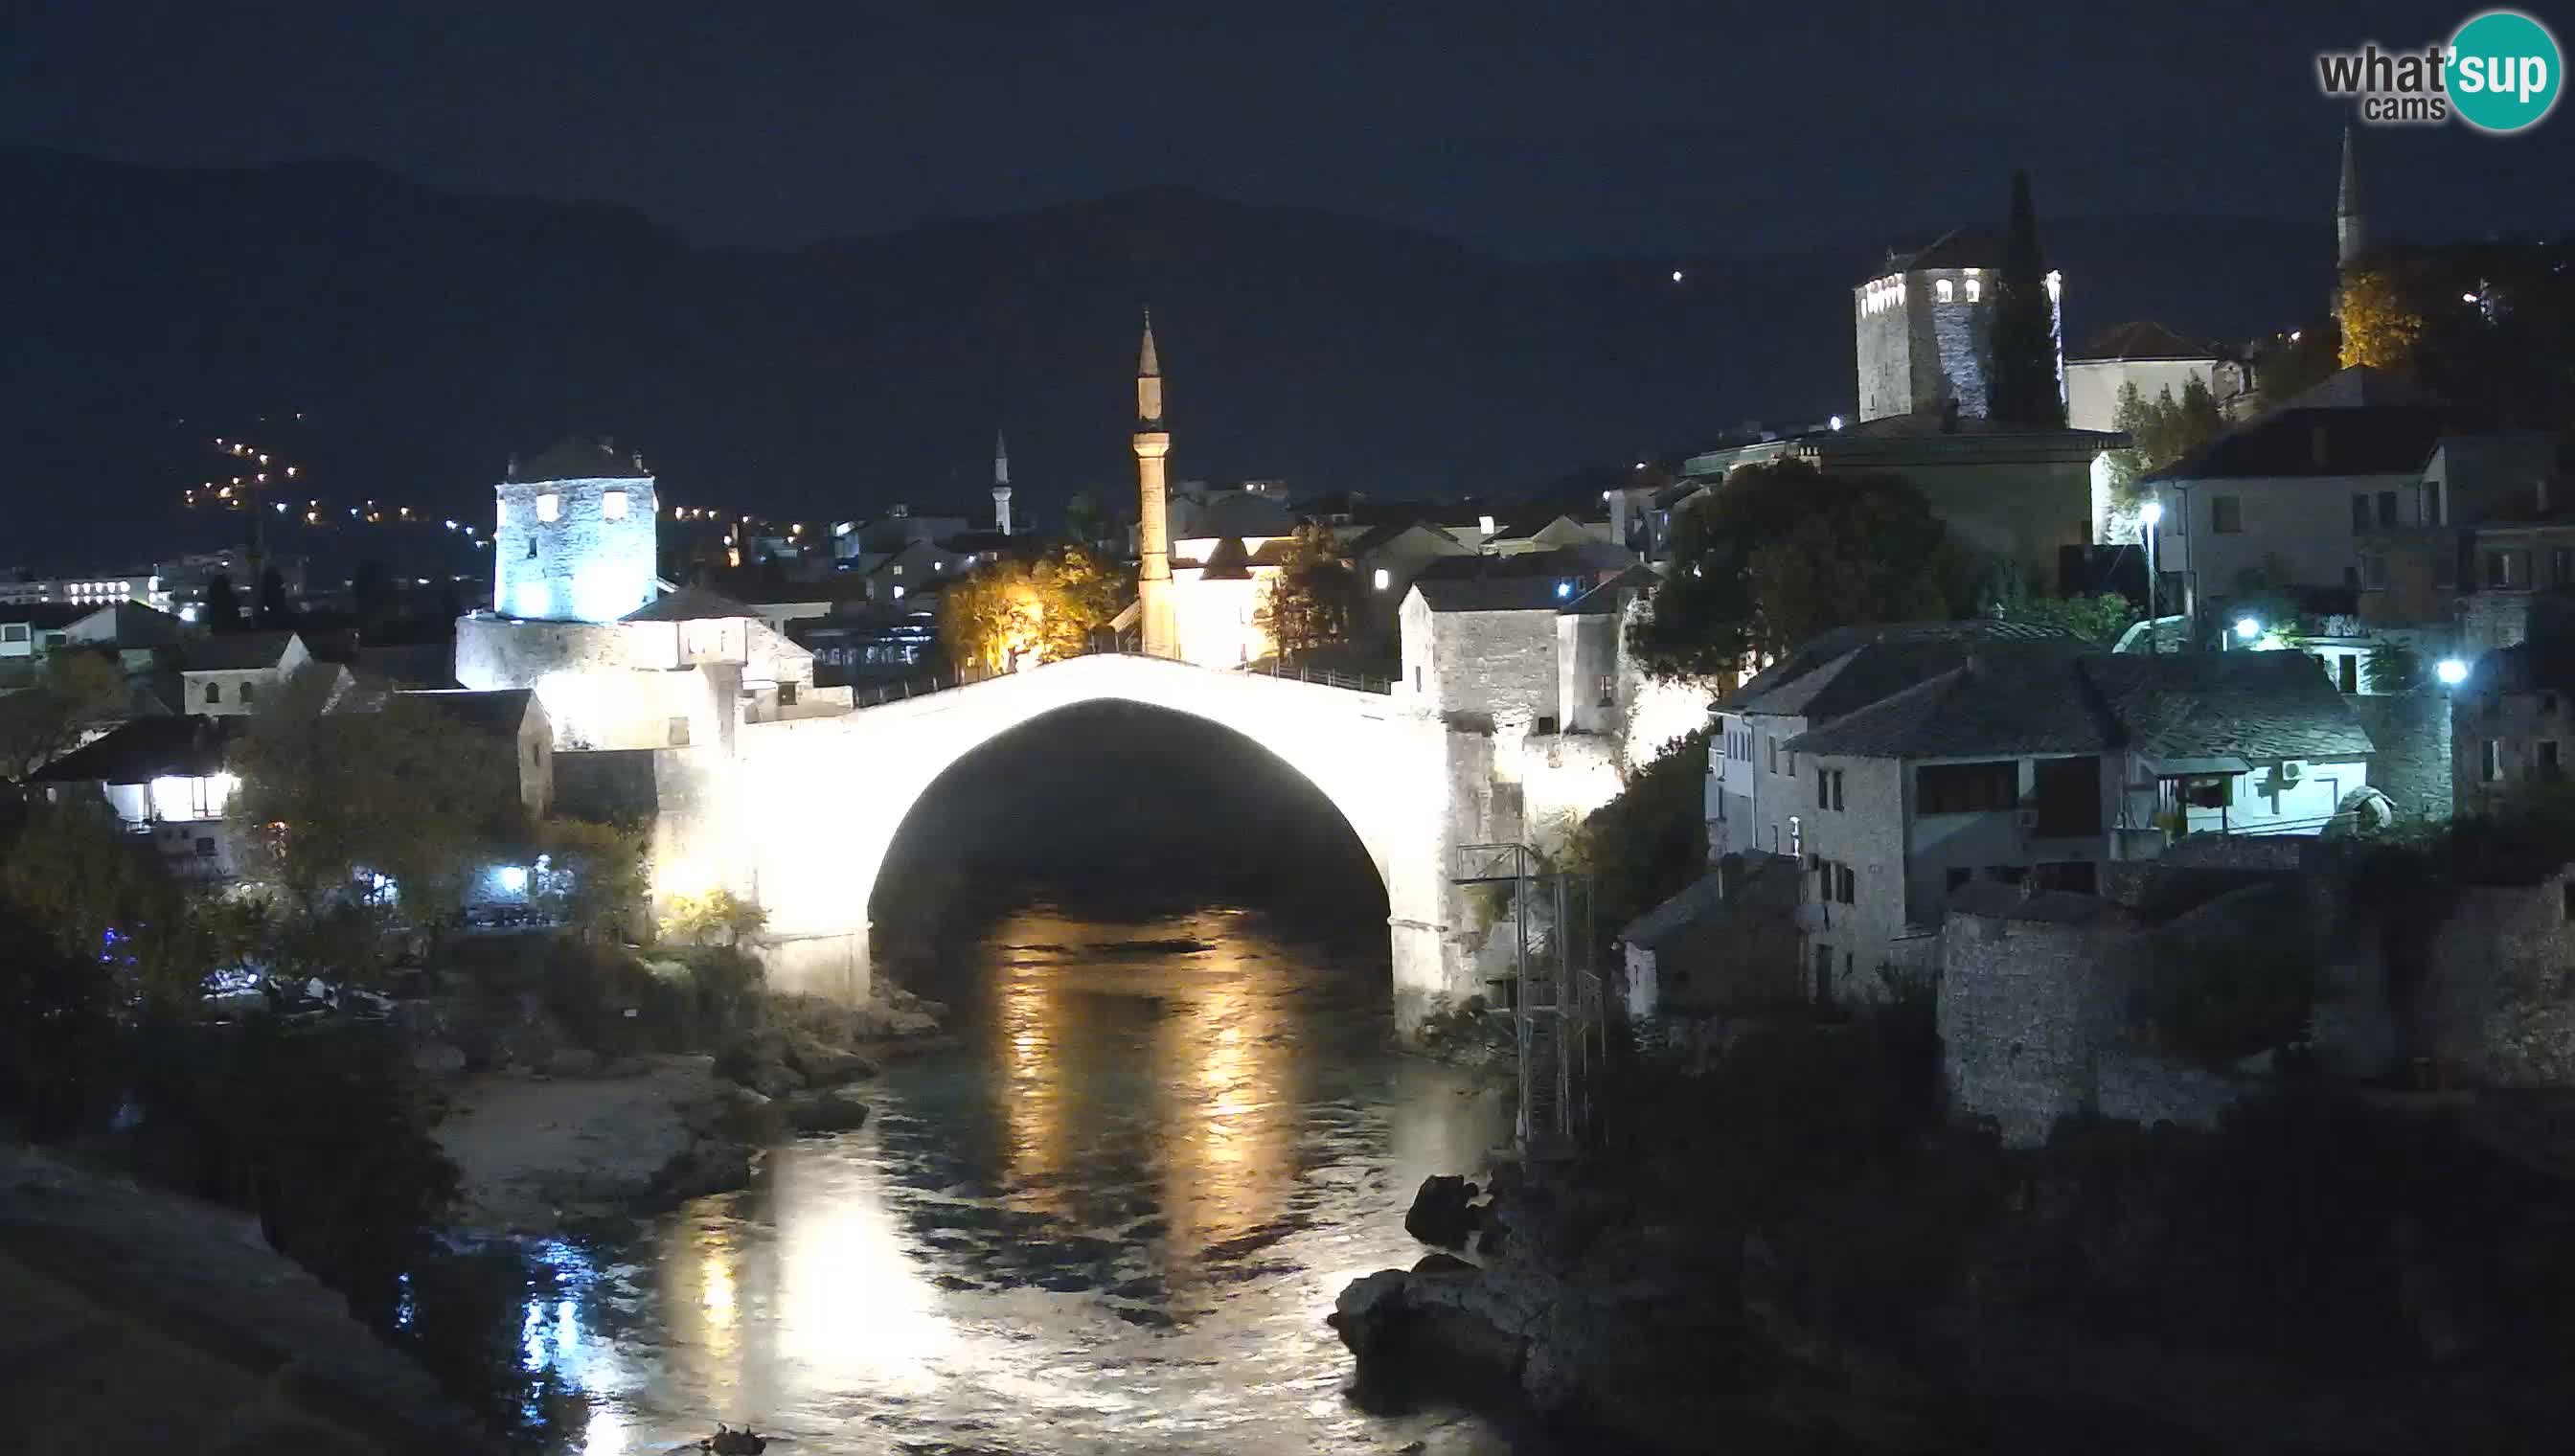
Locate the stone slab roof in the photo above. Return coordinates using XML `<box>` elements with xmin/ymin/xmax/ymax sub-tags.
<box><xmin>1786</xmin><ymin>646</ymin><xmax>2373</xmax><ymax>763</ymax></box>
<box><xmin>621</xmin><ymin>585</ymin><xmax>757</xmax><ymax>623</ymax></box>
<box><xmin>516</xmin><ymin>434</ymin><xmax>649</xmax><ymax>482</ymax></box>
<box><xmin>2072</xmin><ymin>321</ymin><xmax>2219</xmax><ymax>362</ymax></box>
<box><xmin>1721</xmin><ymin>620</ymin><xmax>2082</xmax><ymax>718</ymax></box>
<box><xmin>394</xmin><ymin>688</ymin><xmax>538</xmax><ymax>738</ymax></box>
<box><xmin>34</xmin><ymin>715</ymin><xmax>237</xmax><ymax>784</ymax></box>
<box><xmin>1872</xmin><ymin>226</ymin><xmax>2004</xmax><ymax>278</ymax></box>
<box><xmin>1414</xmin><ymin>578</ymin><xmax>1569</xmax><ymax>613</ymax></box>
<box><xmin>2149</xmin><ymin>404</ymin><xmax>2469</xmax><ymax>482</ymax></box>
<box><xmin>178</xmin><ymin>630</ymin><xmax>300</xmax><ymax>672</ymax></box>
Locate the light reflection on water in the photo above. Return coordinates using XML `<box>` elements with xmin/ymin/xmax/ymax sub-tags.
<box><xmin>508</xmin><ymin>900</ymin><xmax>1517</xmax><ymax>1455</ymax></box>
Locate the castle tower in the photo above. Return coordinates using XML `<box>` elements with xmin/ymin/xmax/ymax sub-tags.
<box><xmin>991</xmin><ymin>427</ymin><xmax>1014</xmax><ymax>536</ymax></box>
<box><xmin>492</xmin><ymin>434</ymin><xmax>658</xmax><ymax>623</ymax></box>
<box><xmin>2336</xmin><ymin>125</ymin><xmax>2368</xmax><ymax>269</ymax></box>
<box><xmin>1133</xmin><ymin>309</ymin><xmax>1177</xmax><ymax>659</ymax></box>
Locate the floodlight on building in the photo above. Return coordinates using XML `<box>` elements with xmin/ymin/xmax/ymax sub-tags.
<box><xmin>2234</xmin><ymin>617</ymin><xmax>2262</xmax><ymax>641</ymax></box>
<box><xmin>2140</xmin><ymin>500</ymin><xmax>2164</xmax><ymax>528</ymax></box>
<box><xmin>1830</xmin><ymin>415</ymin><xmax>1844</xmax><ymax>431</ymax></box>
<box><xmin>1556</xmin><ymin>580</ymin><xmax>1574</xmax><ymax>600</ymax></box>
<box><xmin>497</xmin><ymin>865</ymin><xmax>528</xmax><ymax>894</ymax></box>
<box><xmin>2437</xmin><ymin>657</ymin><xmax>2470</xmax><ymax>686</ymax></box>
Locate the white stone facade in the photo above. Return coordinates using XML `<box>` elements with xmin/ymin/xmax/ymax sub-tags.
<box><xmin>493</xmin><ymin>472</ymin><xmax>659</xmax><ymax>624</ymax></box>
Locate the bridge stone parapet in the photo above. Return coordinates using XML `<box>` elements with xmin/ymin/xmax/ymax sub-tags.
<box><xmin>678</xmin><ymin>653</ymin><xmax>1509</xmax><ymax>1034</ymax></box>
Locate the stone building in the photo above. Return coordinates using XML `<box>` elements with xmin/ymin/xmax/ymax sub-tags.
<box><xmin>2062</xmin><ymin>321</ymin><xmax>2230</xmax><ymax>434</ymax></box>
<box><xmin>1782</xmin><ymin>646</ymin><xmax>2373</xmax><ymax>1005</ymax></box>
<box><xmin>2451</xmin><ymin>638</ymin><xmax>2575</xmax><ymax>815</ymax></box>
<box><xmin>176</xmin><ymin>630</ymin><xmax>315</xmax><ymax>716</ymax></box>
<box><xmin>1853</xmin><ymin>227</ymin><xmax>2060</xmax><ymax>424</ymax></box>
<box><xmin>492</xmin><ymin>435</ymin><xmax>659</xmax><ymax>625</ymax></box>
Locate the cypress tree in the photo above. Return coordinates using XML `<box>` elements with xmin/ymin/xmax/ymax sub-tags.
<box><xmin>1988</xmin><ymin>170</ymin><xmax>2064</xmax><ymax>428</ymax></box>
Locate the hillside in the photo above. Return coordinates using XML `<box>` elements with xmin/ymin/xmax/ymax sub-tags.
<box><xmin>0</xmin><ymin>150</ymin><xmax>2330</xmax><ymax>561</ymax></box>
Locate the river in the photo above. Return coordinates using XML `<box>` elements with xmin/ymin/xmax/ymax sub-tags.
<box><xmin>425</xmin><ymin>890</ymin><xmax>1527</xmax><ymax>1454</ymax></box>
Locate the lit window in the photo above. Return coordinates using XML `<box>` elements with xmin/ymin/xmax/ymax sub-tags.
<box><xmin>1374</xmin><ymin>567</ymin><xmax>1391</xmax><ymax>591</ymax></box>
<box><xmin>1936</xmin><ymin>279</ymin><xmax>1954</xmax><ymax>303</ymax></box>
<box><xmin>602</xmin><ymin>489</ymin><xmax>628</xmax><ymax>520</ymax></box>
<box><xmin>892</xmin><ymin>584</ymin><xmax>906</xmax><ymax>601</ymax></box>
<box><xmin>536</xmin><ymin>493</ymin><xmax>560</xmax><ymax>522</ymax></box>
<box><xmin>1966</xmin><ymin>278</ymin><xmax>1982</xmax><ymax>302</ymax></box>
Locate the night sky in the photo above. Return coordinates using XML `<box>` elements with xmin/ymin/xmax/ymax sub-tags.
<box><xmin>10</xmin><ymin>0</ymin><xmax>2571</xmax><ymax>260</ymax></box>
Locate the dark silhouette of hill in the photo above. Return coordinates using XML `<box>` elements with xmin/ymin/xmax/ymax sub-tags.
<box><xmin>1</xmin><ymin>150</ymin><xmax>2330</xmax><ymax>562</ymax></box>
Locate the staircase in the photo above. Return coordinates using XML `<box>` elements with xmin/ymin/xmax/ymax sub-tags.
<box><xmin>1456</xmin><ymin>843</ymin><xmax>1602</xmax><ymax>1153</ymax></box>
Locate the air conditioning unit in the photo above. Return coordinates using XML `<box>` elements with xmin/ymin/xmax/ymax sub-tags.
<box><xmin>2278</xmin><ymin>760</ymin><xmax>2305</xmax><ymax>785</ymax></box>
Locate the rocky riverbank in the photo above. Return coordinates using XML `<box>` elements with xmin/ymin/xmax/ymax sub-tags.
<box><xmin>1332</xmin><ymin>1088</ymin><xmax>2575</xmax><ymax>1454</ymax></box>
<box><xmin>0</xmin><ymin>1144</ymin><xmax>503</xmax><ymax>1455</ymax></box>
<box><xmin>427</xmin><ymin>978</ymin><xmax>952</xmax><ymax>1235</ymax></box>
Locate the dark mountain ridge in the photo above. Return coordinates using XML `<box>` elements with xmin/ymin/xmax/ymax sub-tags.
<box><xmin>2</xmin><ymin>150</ymin><xmax>2332</xmax><ymax>563</ymax></box>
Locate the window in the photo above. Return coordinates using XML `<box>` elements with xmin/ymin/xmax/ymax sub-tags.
<box><xmin>239</xmin><ymin>682</ymin><xmax>255</xmax><ymax>705</ymax></box>
<box><xmin>2352</xmin><ymin>494</ymin><xmax>2372</xmax><ymax>531</ymax></box>
<box><xmin>1965</xmin><ymin>278</ymin><xmax>1982</xmax><ymax>302</ymax></box>
<box><xmin>536</xmin><ymin>492</ymin><xmax>561</xmax><ymax>523</ymax></box>
<box><xmin>1916</xmin><ymin>761</ymin><xmax>2018</xmax><ymax>814</ymax></box>
<box><xmin>2483</xmin><ymin>739</ymin><xmax>2501</xmax><ymax>784</ymax></box>
<box><xmin>669</xmin><ymin>717</ymin><xmax>692</xmax><ymax>747</ymax></box>
<box><xmin>1816</xmin><ymin>768</ymin><xmax>1829</xmax><ymax>808</ymax></box>
<box><xmin>204</xmin><ymin>681</ymin><xmax>220</xmax><ymax>704</ymax></box>
<box><xmin>1373</xmin><ymin>567</ymin><xmax>1390</xmax><ymax>591</ymax></box>
<box><xmin>2426</xmin><ymin>481</ymin><xmax>2445</xmax><ymax>525</ymax></box>
<box><xmin>893</xmin><ymin>563</ymin><xmax>903</xmax><ymax>576</ymax></box>
<box><xmin>2180</xmin><ymin>775</ymin><xmax>2234</xmax><ymax>808</ymax></box>
<box><xmin>2377</xmin><ymin>490</ymin><xmax>2399</xmax><ymax>527</ymax></box>
<box><xmin>778</xmin><ymin>682</ymin><xmax>798</xmax><ymax>708</ymax></box>
<box><xmin>2340</xmin><ymin>654</ymin><xmax>2359</xmax><ymax>694</ymax></box>
<box><xmin>1597</xmin><ymin>673</ymin><xmax>1615</xmax><ymax>706</ymax></box>
<box><xmin>2541</xmin><ymin>740</ymin><xmax>2562</xmax><ymax>776</ymax></box>
<box><xmin>1935</xmin><ymin>278</ymin><xmax>1954</xmax><ymax>303</ymax></box>
<box><xmin>1812</xmin><ymin>944</ymin><xmax>1833</xmax><ymax>1005</ymax></box>
<box><xmin>602</xmin><ymin>489</ymin><xmax>628</xmax><ymax>521</ymax></box>
<box><xmin>1789</xmin><ymin>815</ymin><xmax>1802</xmax><ymax>858</ymax></box>
<box><xmin>195</xmin><ymin>837</ymin><xmax>216</xmax><ymax>858</ymax></box>
<box><xmin>1835</xmin><ymin>864</ymin><xmax>1855</xmax><ymax>904</ymax></box>
<box><xmin>2209</xmin><ymin>496</ymin><xmax>2243</xmax><ymax>534</ymax></box>
<box><xmin>1831</xmin><ymin>770</ymin><xmax>1844</xmax><ymax>810</ymax></box>
<box><xmin>2487</xmin><ymin>551</ymin><xmax>2516</xmax><ymax>588</ymax></box>
<box><xmin>2555</xmin><ymin>548</ymin><xmax>2572</xmax><ymax>587</ymax></box>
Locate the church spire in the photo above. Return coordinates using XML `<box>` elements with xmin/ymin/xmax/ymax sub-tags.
<box><xmin>2336</xmin><ymin>125</ymin><xmax>2367</xmax><ymax>268</ymax></box>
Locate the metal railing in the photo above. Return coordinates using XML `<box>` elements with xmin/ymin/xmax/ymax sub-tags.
<box><xmin>1456</xmin><ymin>842</ymin><xmax>1603</xmax><ymax>1152</ymax></box>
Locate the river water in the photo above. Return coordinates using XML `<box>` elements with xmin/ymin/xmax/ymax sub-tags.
<box><xmin>443</xmin><ymin>892</ymin><xmax>1525</xmax><ymax>1455</ymax></box>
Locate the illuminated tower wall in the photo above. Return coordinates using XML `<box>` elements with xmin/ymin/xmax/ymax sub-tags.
<box><xmin>492</xmin><ymin>451</ymin><xmax>659</xmax><ymax>623</ymax></box>
<box><xmin>1134</xmin><ymin>312</ymin><xmax>1177</xmax><ymax>659</ymax></box>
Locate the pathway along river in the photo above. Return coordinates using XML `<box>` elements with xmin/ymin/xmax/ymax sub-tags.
<box><xmin>423</xmin><ymin>891</ymin><xmax>1533</xmax><ymax>1454</ymax></box>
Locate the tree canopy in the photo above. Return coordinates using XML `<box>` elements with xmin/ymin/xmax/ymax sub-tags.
<box><xmin>1255</xmin><ymin>523</ymin><xmax>1359</xmax><ymax>662</ymax></box>
<box><xmin>1629</xmin><ymin>461</ymin><xmax>1962</xmax><ymax>680</ymax></box>
<box><xmin>1987</xmin><ymin>170</ymin><xmax>2065</xmax><ymax>429</ymax></box>
<box><xmin>0</xmin><ymin>649</ymin><xmax>126</xmax><ymax>792</ymax></box>
<box><xmin>231</xmin><ymin>666</ymin><xmax>518</xmax><ymax>929</ymax></box>
<box><xmin>937</xmin><ymin>542</ymin><xmax>1130</xmax><ymax>672</ymax></box>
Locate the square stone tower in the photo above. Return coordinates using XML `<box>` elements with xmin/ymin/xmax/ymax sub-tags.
<box><xmin>493</xmin><ymin>435</ymin><xmax>659</xmax><ymax>623</ymax></box>
<box><xmin>1854</xmin><ymin>229</ymin><xmax>2061</xmax><ymax>423</ymax></box>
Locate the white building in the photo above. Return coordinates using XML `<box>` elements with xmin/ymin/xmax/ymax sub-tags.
<box><xmin>1782</xmin><ymin>646</ymin><xmax>2373</xmax><ymax>1004</ymax></box>
<box><xmin>177</xmin><ymin>630</ymin><xmax>313</xmax><ymax>716</ymax></box>
<box><xmin>2063</xmin><ymin>321</ymin><xmax>2227</xmax><ymax>433</ymax></box>
<box><xmin>33</xmin><ymin>716</ymin><xmax>246</xmax><ymax>880</ymax></box>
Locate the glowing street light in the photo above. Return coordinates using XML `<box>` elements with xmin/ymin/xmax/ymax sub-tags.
<box><xmin>2139</xmin><ymin>500</ymin><xmax>2164</xmax><ymax>528</ymax></box>
<box><xmin>2234</xmin><ymin>617</ymin><xmax>2262</xmax><ymax>642</ymax></box>
<box><xmin>2436</xmin><ymin>657</ymin><xmax>2470</xmax><ymax>686</ymax></box>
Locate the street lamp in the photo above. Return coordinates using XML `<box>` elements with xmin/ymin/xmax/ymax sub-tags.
<box><xmin>2436</xmin><ymin>657</ymin><xmax>2470</xmax><ymax>686</ymax></box>
<box><xmin>2140</xmin><ymin>500</ymin><xmax>2164</xmax><ymax>653</ymax></box>
<box><xmin>2234</xmin><ymin>616</ymin><xmax>2263</xmax><ymax>643</ymax></box>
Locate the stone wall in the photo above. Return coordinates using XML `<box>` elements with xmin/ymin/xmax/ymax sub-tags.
<box><xmin>2348</xmin><ymin>687</ymin><xmax>2452</xmax><ymax>823</ymax></box>
<box><xmin>492</xmin><ymin>472</ymin><xmax>657</xmax><ymax>624</ymax></box>
<box><xmin>1428</xmin><ymin>607</ymin><xmax>1561</xmax><ymax>737</ymax></box>
<box><xmin>1938</xmin><ymin>895</ymin><xmax>2150</xmax><ymax>1147</ymax></box>
<box><xmin>2414</xmin><ymin>874</ymin><xmax>2575</xmax><ymax>1086</ymax></box>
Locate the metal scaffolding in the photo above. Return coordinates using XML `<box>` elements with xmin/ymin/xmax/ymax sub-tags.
<box><xmin>1455</xmin><ymin>842</ymin><xmax>1604</xmax><ymax>1152</ymax></box>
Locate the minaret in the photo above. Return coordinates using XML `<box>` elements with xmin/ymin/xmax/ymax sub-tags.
<box><xmin>1133</xmin><ymin>308</ymin><xmax>1177</xmax><ymax>659</ymax></box>
<box><xmin>991</xmin><ymin>427</ymin><xmax>1014</xmax><ymax>536</ymax></box>
<box><xmin>2336</xmin><ymin>125</ymin><xmax>2367</xmax><ymax>268</ymax></box>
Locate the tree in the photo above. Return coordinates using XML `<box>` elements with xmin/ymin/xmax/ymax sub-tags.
<box><xmin>201</xmin><ymin>572</ymin><xmax>242</xmax><ymax>632</ymax></box>
<box><xmin>660</xmin><ymin>888</ymin><xmax>767</xmax><ymax>947</ymax></box>
<box><xmin>0</xmin><ymin>797</ymin><xmax>259</xmax><ymax>1014</ymax></box>
<box><xmin>255</xmin><ymin>564</ymin><xmax>293</xmax><ymax>627</ymax></box>
<box><xmin>1748</xmin><ymin>490</ymin><xmax>1959</xmax><ymax>650</ymax></box>
<box><xmin>351</xmin><ymin>559</ymin><xmax>398</xmax><ymax>642</ymax></box>
<box><xmin>937</xmin><ymin>543</ymin><xmax>1129</xmax><ymax>672</ymax></box>
<box><xmin>2337</xmin><ymin>263</ymin><xmax>2428</xmax><ymax>372</ymax></box>
<box><xmin>1986</xmin><ymin>575</ymin><xmax>2139</xmax><ymax>646</ymax></box>
<box><xmin>1256</xmin><ymin>523</ymin><xmax>1358</xmax><ymax>662</ymax></box>
<box><xmin>1555</xmin><ymin>731</ymin><xmax>1710</xmax><ymax>962</ymax></box>
<box><xmin>2363</xmin><ymin>637</ymin><xmax>2426</xmax><ymax>694</ymax></box>
<box><xmin>1063</xmin><ymin>490</ymin><xmax>1108</xmax><ymax>548</ymax></box>
<box><xmin>232</xmin><ymin>666</ymin><xmax>516</xmax><ymax>937</ymax></box>
<box><xmin>536</xmin><ymin>817</ymin><xmax>650</xmax><ymax>944</ymax></box>
<box><xmin>0</xmin><ymin>649</ymin><xmax>125</xmax><ymax>791</ymax></box>
<box><xmin>1630</xmin><ymin>461</ymin><xmax>1960</xmax><ymax>680</ymax></box>
<box><xmin>1987</xmin><ymin>170</ymin><xmax>2065</xmax><ymax>429</ymax></box>
<box><xmin>2101</xmin><ymin>378</ymin><xmax>2227</xmax><ymax>531</ymax></box>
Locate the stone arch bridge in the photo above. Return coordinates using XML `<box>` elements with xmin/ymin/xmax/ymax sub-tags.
<box><xmin>663</xmin><ymin>653</ymin><xmax>1509</xmax><ymax>1033</ymax></box>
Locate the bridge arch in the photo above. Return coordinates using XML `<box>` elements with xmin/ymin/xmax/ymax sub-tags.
<box><xmin>719</xmin><ymin>655</ymin><xmax>1479</xmax><ymax>1031</ymax></box>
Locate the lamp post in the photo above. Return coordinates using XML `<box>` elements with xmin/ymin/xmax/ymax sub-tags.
<box><xmin>2140</xmin><ymin>499</ymin><xmax>2164</xmax><ymax>653</ymax></box>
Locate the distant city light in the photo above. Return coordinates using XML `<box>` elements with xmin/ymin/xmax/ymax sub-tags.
<box><xmin>2290</xmin><ymin>330</ymin><xmax>2303</xmax><ymax>342</ymax></box>
<box><xmin>2437</xmin><ymin>657</ymin><xmax>2470</xmax><ymax>686</ymax></box>
<box><xmin>2234</xmin><ymin>617</ymin><xmax>2262</xmax><ymax>641</ymax></box>
<box><xmin>2463</xmin><ymin>292</ymin><xmax>2481</xmax><ymax>304</ymax></box>
<box><xmin>1670</xmin><ymin>268</ymin><xmax>1684</xmax><ymax>284</ymax></box>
